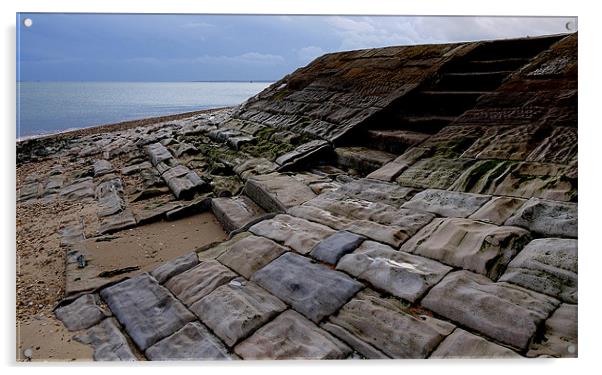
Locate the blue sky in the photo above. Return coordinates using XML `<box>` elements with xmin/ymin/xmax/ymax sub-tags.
<box><xmin>17</xmin><ymin>14</ymin><xmax>576</xmax><ymax>82</ymax></box>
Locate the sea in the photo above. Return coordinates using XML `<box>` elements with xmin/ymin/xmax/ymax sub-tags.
<box><xmin>16</xmin><ymin>81</ymin><xmax>272</xmax><ymax>139</ymax></box>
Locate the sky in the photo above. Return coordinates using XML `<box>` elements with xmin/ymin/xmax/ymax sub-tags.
<box><xmin>16</xmin><ymin>14</ymin><xmax>577</xmax><ymax>82</ymax></box>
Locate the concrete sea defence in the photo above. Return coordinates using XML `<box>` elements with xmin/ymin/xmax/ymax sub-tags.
<box><xmin>17</xmin><ymin>33</ymin><xmax>577</xmax><ymax>360</ymax></box>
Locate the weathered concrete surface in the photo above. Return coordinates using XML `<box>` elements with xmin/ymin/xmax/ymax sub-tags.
<box><xmin>335</xmin><ymin>146</ymin><xmax>396</xmax><ymax>174</ymax></box>
<box><xmin>55</xmin><ymin>294</ymin><xmax>110</xmax><ymax>331</ymax></box>
<box><xmin>216</xmin><ymin>235</ymin><xmax>287</xmax><ymax>279</ymax></box>
<box><xmin>234</xmin><ymin>310</ymin><xmax>351</xmax><ymax>359</ymax></box>
<box><xmin>367</xmin><ymin>147</ymin><xmax>432</xmax><ymax>182</ymax></box>
<box><xmin>74</xmin><ymin>318</ymin><xmax>137</xmax><ymax>361</ymax></box>
<box><xmin>191</xmin><ymin>279</ymin><xmax>287</xmax><ymax>346</ymax></box>
<box><xmin>275</xmin><ymin>139</ymin><xmax>332</xmax><ymax>171</ymax></box>
<box><xmin>422</xmin><ymin>271</ymin><xmax>559</xmax><ymax>350</ymax></box>
<box><xmin>100</xmin><ymin>273</ymin><xmax>196</xmax><ymax>350</ymax></box>
<box><xmin>324</xmin><ymin>289</ymin><xmax>455</xmax><ymax>358</ymax></box>
<box><xmin>98</xmin><ymin>209</ymin><xmax>137</xmax><ymax>235</ymax></box>
<box><xmin>164</xmin><ymin>260</ymin><xmax>237</xmax><ymax>307</ymax></box>
<box><xmin>397</xmin><ymin>158</ymin><xmax>475</xmax><ymax>190</ymax></box>
<box><xmin>401</xmin><ymin>189</ymin><xmax>491</xmax><ymax>218</ymax></box>
<box><xmin>249</xmin><ymin>214</ymin><xmax>335</xmax><ymax>254</ymax></box>
<box><xmin>251</xmin><ymin>252</ymin><xmax>363</xmax><ymax>323</ymax></box>
<box><xmin>197</xmin><ymin>232</ymin><xmax>253</xmax><ymax>261</ymax></box>
<box><xmin>499</xmin><ymin>238</ymin><xmax>578</xmax><ymax>303</ymax></box>
<box><xmin>211</xmin><ymin>195</ymin><xmax>266</xmax><ymax>233</ymax></box>
<box><xmin>310</xmin><ymin>230</ymin><xmax>365</xmax><ymax>265</ymax></box>
<box><xmin>20</xmin><ymin>34</ymin><xmax>578</xmax><ymax>361</ymax></box>
<box><xmin>244</xmin><ymin>173</ymin><xmax>316</xmax><ymax>212</ymax></box>
<box><xmin>528</xmin><ymin>304</ymin><xmax>577</xmax><ymax>358</ymax></box>
<box><xmin>150</xmin><ymin>251</ymin><xmax>199</xmax><ymax>284</ymax></box>
<box><xmin>336</xmin><ymin>178</ymin><xmax>416</xmax><ymax>207</ymax></box>
<box><xmin>232</xmin><ymin>40</ymin><xmax>469</xmax><ymax>142</ymax></box>
<box><xmin>401</xmin><ymin>218</ymin><xmax>531</xmax><ymax>279</ymax></box>
<box><xmin>59</xmin><ymin>177</ymin><xmax>95</xmax><ymax>201</ymax></box>
<box><xmin>337</xmin><ymin>241</ymin><xmax>452</xmax><ymax>302</ymax></box>
<box><xmin>291</xmin><ymin>192</ymin><xmax>434</xmax><ymax>247</ymax></box>
<box><xmin>145</xmin><ymin>321</ymin><xmax>235</xmax><ymax>360</ymax></box>
<box><xmin>430</xmin><ymin>329</ymin><xmax>521</xmax><ymax>358</ymax></box>
<box><xmin>469</xmin><ymin>196</ymin><xmax>527</xmax><ymax>225</ymax></box>
<box><xmin>93</xmin><ymin>159</ymin><xmax>114</xmax><ymax>177</ymax></box>
<box><xmin>505</xmin><ymin>198</ymin><xmax>577</xmax><ymax>238</ymax></box>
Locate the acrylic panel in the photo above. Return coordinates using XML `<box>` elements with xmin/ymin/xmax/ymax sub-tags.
<box><xmin>16</xmin><ymin>13</ymin><xmax>577</xmax><ymax>361</ymax></box>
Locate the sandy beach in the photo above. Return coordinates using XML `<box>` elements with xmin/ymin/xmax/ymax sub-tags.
<box><xmin>16</xmin><ymin>108</ymin><xmax>230</xmax><ymax>361</ymax></box>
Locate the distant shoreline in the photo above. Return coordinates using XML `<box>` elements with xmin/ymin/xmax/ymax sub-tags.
<box><xmin>16</xmin><ymin>106</ymin><xmax>232</xmax><ymax>144</ymax></box>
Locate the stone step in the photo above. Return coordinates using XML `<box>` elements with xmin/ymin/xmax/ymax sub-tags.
<box><xmin>211</xmin><ymin>195</ymin><xmax>267</xmax><ymax>233</ymax></box>
<box><xmin>446</xmin><ymin>57</ymin><xmax>530</xmax><ymax>73</ymax></box>
<box><xmin>435</xmin><ymin>71</ymin><xmax>512</xmax><ymax>92</ymax></box>
<box><xmin>334</xmin><ymin>146</ymin><xmax>396</xmax><ymax>175</ymax></box>
<box><xmin>461</xmin><ymin>34</ymin><xmax>563</xmax><ymax>61</ymax></box>
<box><xmin>390</xmin><ymin>115</ymin><xmax>456</xmax><ymax>134</ymax></box>
<box><xmin>365</xmin><ymin>129</ymin><xmax>430</xmax><ymax>154</ymax></box>
<box><xmin>404</xmin><ymin>91</ymin><xmax>489</xmax><ymax>116</ymax></box>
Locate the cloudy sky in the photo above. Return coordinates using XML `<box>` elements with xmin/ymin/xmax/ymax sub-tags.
<box><xmin>17</xmin><ymin>14</ymin><xmax>576</xmax><ymax>81</ymax></box>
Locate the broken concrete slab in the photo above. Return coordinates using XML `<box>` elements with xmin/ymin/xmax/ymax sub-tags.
<box><xmin>121</xmin><ymin>161</ymin><xmax>152</xmax><ymax>176</ymax></box>
<box><xmin>310</xmin><ymin>230</ymin><xmax>365</xmax><ymax>265</ymax></box>
<box><xmin>468</xmin><ymin>196</ymin><xmax>527</xmax><ymax>225</ymax></box>
<box><xmin>401</xmin><ymin>218</ymin><xmax>531</xmax><ymax>280</ymax></box>
<box><xmin>429</xmin><ymin>328</ymin><xmax>521</xmax><ymax>358</ymax></box>
<box><xmin>233</xmin><ymin>157</ymin><xmax>278</xmax><ymax>181</ymax></box>
<box><xmin>18</xmin><ymin>182</ymin><xmax>42</xmax><ymax>201</ymax></box>
<box><xmin>244</xmin><ymin>173</ymin><xmax>316</xmax><ymax>212</ymax></box>
<box><xmin>98</xmin><ymin>209</ymin><xmax>137</xmax><ymax>235</ymax></box>
<box><xmin>421</xmin><ymin>270</ymin><xmax>560</xmax><ymax>350</ymax></box>
<box><xmin>499</xmin><ymin>238</ymin><xmax>577</xmax><ymax>303</ymax></box>
<box><xmin>211</xmin><ymin>196</ymin><xmax>266</xmax><ymax>233</ymax></box>
<box><xmin>191</xmin><ymin>279</ymin><xmax>287</xmax><ymax>347</ymax></box>
<box><xmin>43</xmin><ymin>175</ymin><xmax>65</xmax><ymax>196</ymax></box>
<box><xmin>234</xmin><ymin>310</ymin><xmax>351</xmax><ymax>359</ymax></box>
<box><xmin>146</xmin><ymin>142</ymin><xmax>173</xmax><ymax>166</ymax></box>
<box><xmin>74</xmin><ymin>317</ymin><xmax>138</xmax><ymax>361</ymax></box>
<box><xmin>145</xmin><ymin>321</ymin><xmax>235</xmax><ymax>361</ymax></box>
<box><xmin>401</xmin><ymin>189</ymin><xmax>492</xmax><ymax>218</ymax></box>
<box><xmin>54</xmin><ymin>294</ymin><xmax>110</xmax><ymax>331</ymax></box>
<box><xmin>100</xmin><ymin>273</ymin><xmax>196</xmax><ymax>351</ymax></box>
<box><xmin>162</xmin><ymin>165</ymin><xmax>209</xmax><ymax>200</ymax></box>
<box><xmin>249</xmin><ymin>214</ymin><xmax>335</xmax><ymax>255</ymax></box>
<box><xmin>251</xmin><ymin>252</ymin><xmax>363</xmax><ymax>323</ymax></box>
<box><xmin>150</xmin><ymin>251</ymin><xmax>199</xmax><ymax>284</ymax></box>
<box><xmin>95</xmin><ymin>178</ymin><xmax>126</xmax><ymax>217</ymax></box>
<box><xmin>164</xmin><ymin>260</ymin><xmax>237</xmax><ymax>307</ymax></box>
<box><xmin>275</xmin><ymin>139</ymin><xmax>332</xmax><ymax>171</ymax></box>
<box><xmin>337</xmin><ymin>241</ymin><xmax>452</xmax><ymax>303</ymax></box>
<box><xmin>324</xmin><ymin>289</ymin><xmax>455</xmax><ymax>358</ymax></box>
<box><xmin>505</xmin><ymin>198</ymin><xmax>577</xmax><ymax>238</ymax></box>
<box><xmin>59</xmin><ymin>177</ymin><xmax>95</xmax><ymax>201</ymax></box>
<box><xmin>216</xmin><ymin>234</ymin><xmax>287</xmax><ymax>279</ymax></box>
<box><xmin>527</xmin><ymin>303</ymin><xmax>577</xmax><ymax>358</ymax></box>
<box><xmin>93</xmin><ymin>159</ymin><xmax>114</xmax><ymax>177</ymax></box>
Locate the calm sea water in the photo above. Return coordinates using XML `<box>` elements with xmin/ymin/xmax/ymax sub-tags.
<box><xmin>16</xmin><ymin>81</ymin><xmax>272</xmax><ymax>138</ymax></box>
